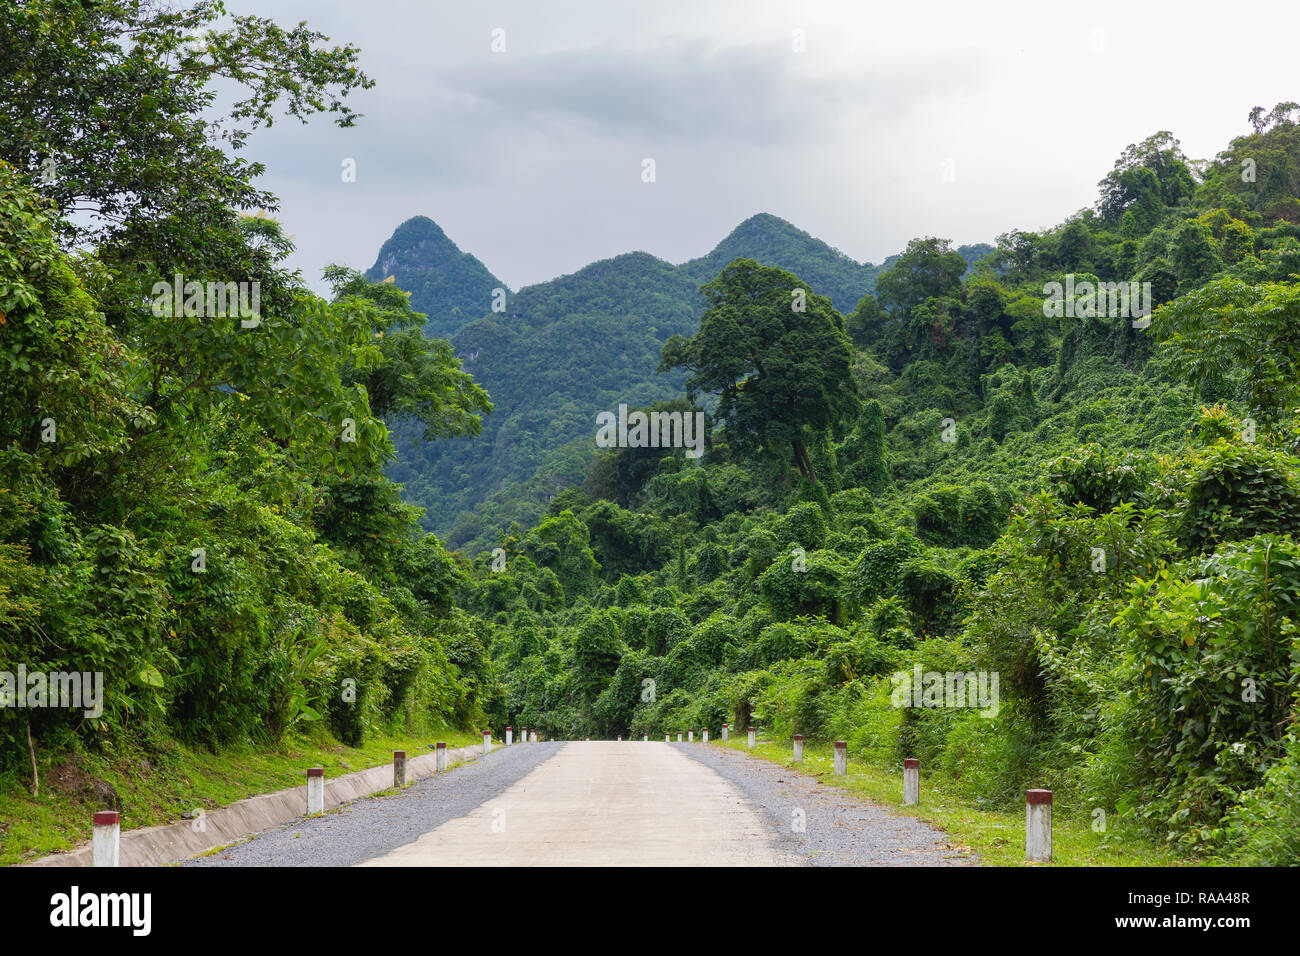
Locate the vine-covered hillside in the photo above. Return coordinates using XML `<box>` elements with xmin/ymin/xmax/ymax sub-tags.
<box><xmin>454</xmin><ymin>107</ymin><xmax>1300</xmax><ymax>865</ymax></box>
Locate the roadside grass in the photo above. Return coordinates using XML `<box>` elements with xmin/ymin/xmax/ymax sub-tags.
<box><xmin>711</xmin><ymin>737</ymin><xmax>1193</xmax><ymax>867</ymax></box>
<box><xmin>0</xmin><ymin>727</ymin><xmax>479</xmax><ymax>866</ymax></box>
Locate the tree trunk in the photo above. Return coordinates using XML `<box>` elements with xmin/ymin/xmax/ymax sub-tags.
<box><xmin>27</xmin><ymin>721</ymin><xmax>38</xmax><ymax>798</ymax></box>
<box><xmin>793</xmin><ymin>440</ymin><xmax>818</xmax><ymax>484</ymax></box>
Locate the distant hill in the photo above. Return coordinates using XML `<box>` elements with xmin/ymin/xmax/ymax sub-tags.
<box><xmin>364</xmin><ymin>216</ymin><xmax>506</xmax><ymax>340</ymax></box>
<box><xmin>387</xmin><ymin>249</ymin><xmax>700</xmax><ymax>545</ymax></box>
<box><xmin>956</xmin><ymin>242</ymin><xmax>996</xmax><ymax>272</ymax></box>
<box><xmin>679</xmin><ymin>213</ymin><xmax>889</xmax><ymax>313</ymax></box>
<box><xmin>377</xmin><ymin>213</ymin><xmax>985</xmax><ymax>548</ymax></box>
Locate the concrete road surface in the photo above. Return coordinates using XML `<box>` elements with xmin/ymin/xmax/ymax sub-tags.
<box><xmin>360</xmin><ymin>741</ymin><xmax>797</xmax><ymax>866</ymax></box>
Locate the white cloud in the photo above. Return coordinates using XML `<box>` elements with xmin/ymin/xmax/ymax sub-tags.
<box><xmin>430</xmin><ymin>38</ymin><xmax>986</xmax><ymax>145</ymax></box>
<box><xmin>233</xmin><ymin>0</ymin><xmax>1300</xmax><ymax>294</ymax></box>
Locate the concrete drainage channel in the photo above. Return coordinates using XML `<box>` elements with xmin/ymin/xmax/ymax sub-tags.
<box><xmin>25</xmin><ymin>740</ymin><xmax>534</xmax><ymax>867</ymax></box>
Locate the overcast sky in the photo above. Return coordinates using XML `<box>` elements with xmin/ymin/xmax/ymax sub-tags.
<box><xmin>242</xmin><ymin>0</ymin><xmax>1300</xmax><ymax>294</ymax></box>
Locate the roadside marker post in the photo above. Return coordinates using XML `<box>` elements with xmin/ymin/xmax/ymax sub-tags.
<box><xmin>747</xmin><ymin>726</ymin><xmax>756</xmax><ymax>749</ymax></box>
<box><xmin>702</xmin><ymin>729</ymin><xmax>709</xmax><ymax>743</ymax></box>
<box><xmin>92</xmin><ymin>811</ymin><xmax>120</xmax><ymax>868</ymax></box>
<box><xmin>393</xmin><ymin>751</ymin><xmax>407</xmax><ymax>788</ymax></box>
<box><xmin>506</xmin><ymin>726</ymin><xmax>513</xmax><ymax>746</ymax></box>
<box><xmin>903</xmin><ymin>759</ymin><xmax>920</xmax><ymax>805</ymax></box>
<box><xmin>306</xmin><ymin>767</ymin><xmax>325</xmax><ymax>815</ymax></box>
<box><xmin>1026</xmin><ymin>790</ymin><xmax>1053</xmax><ymax>862</ymax></box>
<box><xmin>483</xmin><ymin>730</ymin><xmax>492</xmax><ymax>754</ymax></box>
<box><xmin>793</xmin><ymin>734</ymin><xmax>804</xmax><ymax>762</ymax></box>
<box><xmin>436</xmin><ymin>742</ymin><xmax>447</xmax><ymax>772</ymax></box>
<box><xmin>722</xmin><ymin>723</ymin><xmax>729</xmax><ymax>742</ymax></box>
<box><xmin>833</xmin><ymin>741</ymin><xmax>847</xmax><ymax>776</ymax></box>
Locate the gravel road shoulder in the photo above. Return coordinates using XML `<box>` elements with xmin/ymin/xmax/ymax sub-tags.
<box><xmin>185</xmin><ymin>742</ymin><xmax>560</xmax><ymax>867</ymax></box>
<box><xmin>672</xmin><ymin>743</ymin><xmax>978</xmax><ymax>866</ymax></box>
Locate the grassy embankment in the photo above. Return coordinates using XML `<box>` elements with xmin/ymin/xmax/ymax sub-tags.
<box><xmin>712</xmin><ymin>737</ymin><xmax>1193</xmax><ymax>867</ymax></box>
<box><xmin>0</xmin><ymin>728</ymin><xmax>480</xmax><ymax>866</ymax></box>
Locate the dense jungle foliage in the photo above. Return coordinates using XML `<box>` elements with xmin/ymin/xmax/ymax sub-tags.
<box><xmin>0</xmin><ymin>1</ymin><xmax>497</xmax><ymax>786</ymax></box>
<box><xmin>458</xmin><ymin>107</ymin><xmax>1300</xmax><ymax>864</ymax></box>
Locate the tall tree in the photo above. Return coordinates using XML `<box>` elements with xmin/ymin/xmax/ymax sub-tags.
<box><xmin>659</xmin><ymin>259</ymin><xmax>856</xmax><ymax>483</ymax></box>
<box><xmin>0</xmin><ymin>0</ymin><xmax>372</xmax><ymax>269</ymax></box>
<box><xmin>1096</xmin><ymin>131</ymin><xmax>1197</xmax><ymax>223</ymax></box>
<box><xmin>326</xmin><ymin>266</ymin><xmax>492</xmax><ymax>442</ymax></box>
<box><xmin>1155</xmin><ymin>277</ymin><xmax>1300</xmax><ymax>427</ymax></box>
<box><xmin>874</xmin><ymin>237</ymin><xmax>967</xmax><ymax>316</ymax></box>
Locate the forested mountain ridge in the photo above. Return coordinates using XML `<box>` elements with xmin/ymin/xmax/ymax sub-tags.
<box><xmin>382</xmin><ymin>211</ymin><xmax>991</xmax><ymax>548</ymax></box>
<box><xmin>677</xmin><ymin>212</ymin><xmax>992</xmax><ymax>313</ymax></box>
<box><xmin>364</xmin><ymin>215</ymin><xmax>507</xmax><ymax>339</ymax></box>
<box><xmin>678</xmin><ymin>212</ymin><xmax>887</xmax><ymax>313</ymax></box>
<box><xmin>388</xmin><ymin>249</ymin><xmax>700</xmax><ymax>544</ymax></box>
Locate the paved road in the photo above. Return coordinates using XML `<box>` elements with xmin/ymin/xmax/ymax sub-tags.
<box><xmin>189</xmin><ymin>741</ymin><xmax>970</xmax><ymax>867</ymax></box>
<box><xmin>362</xmin><ymin>741</ymin><xmax>794</xmax><ymax>866</ymax></box>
